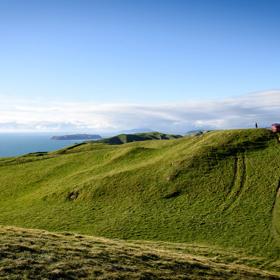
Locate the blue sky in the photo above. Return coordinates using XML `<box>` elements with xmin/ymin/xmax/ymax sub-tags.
<box><xmin>0</xmin><ymin>0</ymin><xmax>280</xmax><ymax>132</ymax></box>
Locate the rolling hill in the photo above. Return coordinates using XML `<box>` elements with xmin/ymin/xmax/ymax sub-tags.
<box><xmin>1</xmin><ymin>128</ymin><xmax>280</xmax><ymax>277</ymax></box>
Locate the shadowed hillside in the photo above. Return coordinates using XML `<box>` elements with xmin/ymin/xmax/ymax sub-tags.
<box><xmin>98</xmin><ymin>131</ymin><xmax>182</xmax><ymax>145</ymax></box>
<box><xmin>1</xmin><ymin>129</ymin><xmax>280</xmax><ymax>262</ymax></box>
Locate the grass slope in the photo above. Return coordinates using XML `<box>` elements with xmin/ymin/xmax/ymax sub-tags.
<box><xmin>1</xmin><ymin>226</ymin><xmax>280</xmax><ymax>279</ymax></box>
<box><xmin>1</xmin><ymin>129</ymin><xmax>280</xmax><ymax>261</ymax></box>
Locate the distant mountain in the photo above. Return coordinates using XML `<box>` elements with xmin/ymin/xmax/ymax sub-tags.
<box><xmin>51</xmin><ymin>134</ymin><xmax>102</xmax><ymax>140</ymax></box>
<box><xmin>99</xmin><ymin>131</ymin><xmax>182</xmax><ymax>145</ymax></box>
<box><xmin>185</xmin><ymin>129</ymin><xmax>210</xmax><ymax>136</ymax></box>
<box><xmin>118</xmin><ymin>128</ymin><xmax>154</xmax><ymax>134</ymax></box>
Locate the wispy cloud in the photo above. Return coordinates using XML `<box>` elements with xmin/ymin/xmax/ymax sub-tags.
<box><xmin>0</xmin><ymin>90</ymin><xmax>279</xmax><ymax>133</ymax></box>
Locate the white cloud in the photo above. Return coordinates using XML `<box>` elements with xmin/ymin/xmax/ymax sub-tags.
<box><xmin>0</xmin><ymin>90</ymin><xmax>280</xmax><ymax>133</ymax></box>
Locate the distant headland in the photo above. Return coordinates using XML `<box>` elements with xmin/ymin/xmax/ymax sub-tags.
<box><xmin>51</xmin><ymin>134</ymin><xmax>102</xmax><ymax>140</ymax></box>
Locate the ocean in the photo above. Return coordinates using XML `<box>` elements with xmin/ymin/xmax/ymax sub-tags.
<box><xmin>0</xmin><ymin>133</ymin><xmax>85</xmax><ymax>158</ymax></box>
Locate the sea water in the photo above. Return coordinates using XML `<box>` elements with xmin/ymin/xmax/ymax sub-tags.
<box><xmin>0</xmin><ymin>133</ymin><xmax>85</xmax><ymax>158</ymax></box>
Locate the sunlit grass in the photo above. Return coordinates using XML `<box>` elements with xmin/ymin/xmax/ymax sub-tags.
<box><xmin>0</xmin><ymin>128</ymin><xmax>280</xmax><ymax>263</ymax></box>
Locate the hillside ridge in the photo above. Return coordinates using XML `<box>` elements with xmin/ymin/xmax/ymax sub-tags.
<box><xmin>98</xmin><ymin>131</ymin><xmax>182</xmax><ymax>145</ymax></box>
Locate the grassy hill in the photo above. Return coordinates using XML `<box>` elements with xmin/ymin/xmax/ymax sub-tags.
<box><xmin>98</xmin><ymin>131</ymin><xmax>182</xmax><ymax>145</ymax></box>
<box><xmin>1</xmin><ymin>128</ymin><xmax>280</xmax><ymax>267</ymax></box>
<box><xmin>1</xmin><ymin>226</ymin><xmax>280</xmax><ymax>279</ymax></box>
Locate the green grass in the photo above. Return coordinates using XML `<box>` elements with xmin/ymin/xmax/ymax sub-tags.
<box><xmin>1</xmin><ymin>225</ymin><xmax>280</xmax><ymax>279</ymax></box>
<box><xmin>1</xmin><ymin>128</ymin><xmax>280</xmax><ymax>262</ymax></box>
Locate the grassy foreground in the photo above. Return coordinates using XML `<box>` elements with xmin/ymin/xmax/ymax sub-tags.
<box><xmin>1</xmin><ymin>225</ymin><xmax>280</xmax><ymax>280</ymax></box>
<box><xmin>1</xmin><ymin>129</ymin><xmax>280</xmax><ymax>262</ymax></box>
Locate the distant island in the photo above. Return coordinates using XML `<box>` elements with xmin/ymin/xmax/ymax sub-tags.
<box><xmin>51</xmin><ymin>134</ymin><xmax>102</xmax><ymax>140</ymax></box>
